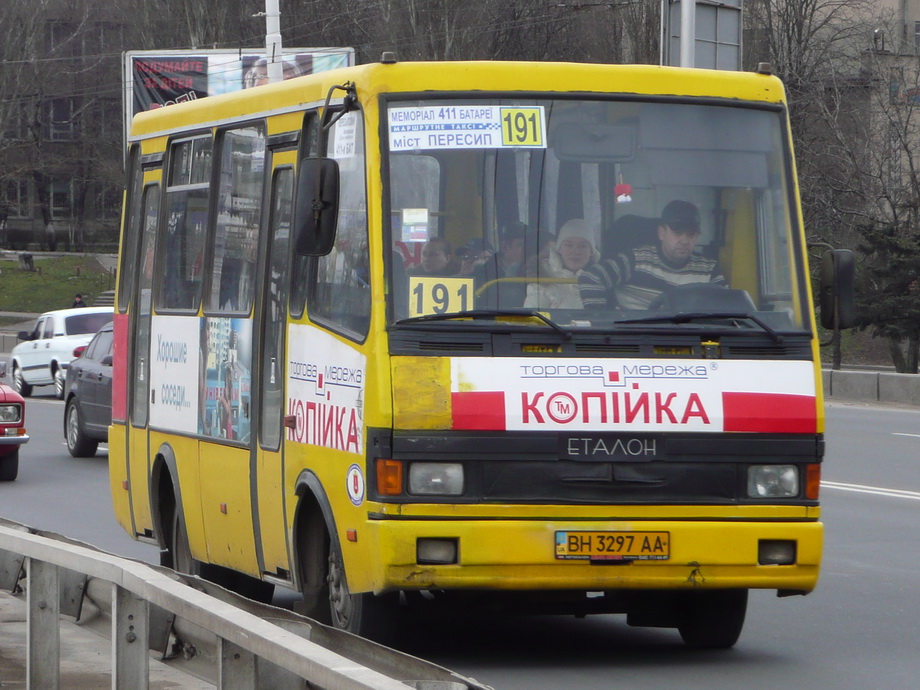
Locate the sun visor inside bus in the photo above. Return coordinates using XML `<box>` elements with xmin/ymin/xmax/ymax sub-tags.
<box><xmin>294</xmin><ymin>157</ymin><xmax>339</xmax><ymax>256</ymax></box>
<box><xmin>639</xmin><ymin>103</ymin><xmax>773</xmax><ymax>188</ymax></box>
<box><xmin>552</xmin><ymin>123</ymin><xmax>636</xmax><ymax>162</ymax></box>
<box><xmin>645</xmin><ymin>150</ymin><xmax>768</xmax><ymax>188</ymax></box>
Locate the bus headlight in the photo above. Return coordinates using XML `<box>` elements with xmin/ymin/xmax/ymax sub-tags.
<box><xmin>408</xmin><ymin>463</ymin><xmax>464</xmax><ymax>496</ymax></box>
<box><xmin>0</xmin><ymin>405</ymin><xmax>22</xmax><ymax>424</ymax></box>
<box><xmin>747</xmin><ymin>465</ymin><xmax>799</xmax><ymax>498</ymax></box>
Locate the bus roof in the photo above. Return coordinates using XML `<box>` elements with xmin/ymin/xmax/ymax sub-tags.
<box><xmin>129</xmin><ymin>60</ymin><xmax>787</xmax><ymax>141</ymax></box>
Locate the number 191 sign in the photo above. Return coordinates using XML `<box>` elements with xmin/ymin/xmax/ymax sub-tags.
<box><xmin>409</xmin><ymin>276</ymin><xmax>475</xmax><ymax>316</ymax></box>
<box><xmin>389</xmin><ymin>105</ymin><xmax>546</xmax><ymax>152</ymax></box>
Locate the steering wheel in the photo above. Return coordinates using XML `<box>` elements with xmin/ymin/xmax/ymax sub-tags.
<box><xmin>647</xmin><ymin>283</ymin><xmax>731</xmax><ymax>311</ymax></box>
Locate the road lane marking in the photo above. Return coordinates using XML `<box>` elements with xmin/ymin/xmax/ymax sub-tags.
<box><xmin>822</xmin><ymin>481</ymin><xmax>920</xmax><ymax>501</ymax></box>
<box><xmin>892</xmin><ymin>433</ymin><xmax>920</xmax><ymax>438</ymax></box>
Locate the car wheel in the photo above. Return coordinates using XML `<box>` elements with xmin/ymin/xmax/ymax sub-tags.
<box><xmin>65</xmin><ymin>398</ymin><xmax>98</xmax><ymax>457</ymax></box>
<box><xmin>0</xmin><ymin>450</ymin><xmax>19</xmax><ymax>482</ymax></box>
<box><xmin>12</xmin><ymin>365</ymin><xmax>32</xmax><ymax>397</ymax></box>
<box><xmin>53</xmin><ymin>367</ymin><xmax>65</xmax><ymax>400</ymax></box>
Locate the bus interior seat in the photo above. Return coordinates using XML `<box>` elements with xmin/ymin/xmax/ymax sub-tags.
<box><xmin>602</xmin><ymin>214</ymin><xmax>659</xmax><ymax>259</ymax></box>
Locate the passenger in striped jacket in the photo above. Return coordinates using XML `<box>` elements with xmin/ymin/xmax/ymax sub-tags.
<box><xmin>577</xmin><ymin>200</ymin><xmax>725</xmax><ymax>311</ymax></box>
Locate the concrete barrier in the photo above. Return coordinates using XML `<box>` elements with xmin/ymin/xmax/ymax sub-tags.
<box><xmin>824</xmin><ymin>368</ymin><xmax>920</xmax><ymax>406</ymax></box>
<box><xmin>1</xmin><ymin>332</ymin><xmax>20</xmax><ymax>353</ymax></box>
<box><xmin>828</xmin><ymin>369</ymin><xmax>879</xmax><ymax>402</ymax></box>
<box><xmin>878</xmin><ymin>372</ymin><xmax>920</xmax><ymax>406</ymax></box>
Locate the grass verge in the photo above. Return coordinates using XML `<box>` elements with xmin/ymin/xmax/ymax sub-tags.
<box><xmin>0</xmin><ymin>255</ymin><xmax>114</xmax><ymax>313</ymax></box>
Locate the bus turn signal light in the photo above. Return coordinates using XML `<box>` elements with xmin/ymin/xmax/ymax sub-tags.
<box><xmin>806</xmin><ymin>464</ymin><xmax>821</xmax><ymax>500</ymax></box>
<box><xmin>377</xmin><ymin>459</ymin><xmax>403</xmax><ymax>496</ymax></box>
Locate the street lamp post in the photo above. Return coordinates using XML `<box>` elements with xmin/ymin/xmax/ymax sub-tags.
<box><xmin>264</xmin><ymin>0</ymin><xmax>283</xmax><ymax>84</ymax></box>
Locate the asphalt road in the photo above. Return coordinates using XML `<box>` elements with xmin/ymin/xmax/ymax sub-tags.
<box><xmin>1</xmin><ymin>395</ymin><xmax>918</xmax><ymax>689</ymax></box>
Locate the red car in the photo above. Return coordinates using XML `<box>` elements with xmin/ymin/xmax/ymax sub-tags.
<box><xmin>0</xmin><ymin>361</ymin><xmax>29</xmax><ymax>481</ymax></box>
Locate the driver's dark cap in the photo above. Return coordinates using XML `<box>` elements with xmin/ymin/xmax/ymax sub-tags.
<box><xmin>660</xmin><ymin>200</ymin><xmax>700</xmax><ymax>232</ymax></box>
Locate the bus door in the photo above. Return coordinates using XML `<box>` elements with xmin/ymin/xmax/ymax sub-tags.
<box><xmin>253</xmin><ymin>150</ymin><xmax>297</xmax><ymax>578</ymax></box>
<box><xmin>195</xmin><ymin>124</ymin><xmax>266</xmax><ymax>574</ymax></box>
<box><xmin>128</xmin><ymin>179</ymin><xmax>160</xmax><ymax>537</ymax></box>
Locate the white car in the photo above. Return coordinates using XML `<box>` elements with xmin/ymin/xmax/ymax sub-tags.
<box><xmin>11</xmin><ymin>307</ymin><xmax>114</xmax><ymax>399</ymax></box>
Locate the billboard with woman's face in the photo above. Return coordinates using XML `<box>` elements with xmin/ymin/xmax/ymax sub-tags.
<box><xmin>124</xmin><ymin>48</ymin><xmax>354</xmax><ymax>145</ymax></box>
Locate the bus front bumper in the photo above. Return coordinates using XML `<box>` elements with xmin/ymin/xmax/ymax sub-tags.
<box><xmin>353</xmin><ymin>516</ymin><xmax>822</xmax><ymax>595</ymax></box>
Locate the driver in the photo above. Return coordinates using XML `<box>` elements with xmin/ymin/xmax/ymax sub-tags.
<box><xmin>578</xmin><ymin>200</ymin><xmax>725</xmax><ymax>310</ymax></box>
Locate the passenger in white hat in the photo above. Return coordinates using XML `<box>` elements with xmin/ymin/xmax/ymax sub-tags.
<box><xmin>524</xmin><ymin>218</ymin><xmax>600</xmax><ymax>309</ymax></box>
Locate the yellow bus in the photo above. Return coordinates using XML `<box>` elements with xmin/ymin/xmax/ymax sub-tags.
<box><xmin>110</xmin><ymin>57</ymin><xmax>853</xmax><ymax>648</ymax></box>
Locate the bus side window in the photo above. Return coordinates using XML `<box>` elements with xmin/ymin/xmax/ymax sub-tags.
<box><xmin>117</xmin><ymin>146</ymin><xmax>144</xmax><ymax>313</ymax></box>
<box><xmin>207</xmin><ymin>123</ymin><xmax>266</xmax><ymax>314</ymax></box>
<box><xmin>309</xmin><ymin>111</ymin><xmax>370</xmax><ymax>338</ymax></box>
<box><xmin>158</xmin><ymin>136</ymin><xmax>212</xmax><ymax>312</ymax></box>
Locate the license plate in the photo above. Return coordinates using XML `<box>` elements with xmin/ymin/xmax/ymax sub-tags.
<box><xmin>555</xmin><ymin>531</ymin><xmax>670</xmax><ymax>561</ymax></box>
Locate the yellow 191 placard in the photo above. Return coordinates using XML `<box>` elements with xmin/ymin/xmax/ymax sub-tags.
<box><xmin>409</xmin><ymin>276</ymin><xmax>475</xmax><ymax>316</ymax></box>
<box><xmin>500</xmin><ymin>107</ymin><xmax>544</xmax><ymax>147</ymax></box>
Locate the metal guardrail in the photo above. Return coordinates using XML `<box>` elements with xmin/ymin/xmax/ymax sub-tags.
<box><xmin>0</xmin><ymin>519</ymin><xmax>489</xmax><ymax>689</ymax></box>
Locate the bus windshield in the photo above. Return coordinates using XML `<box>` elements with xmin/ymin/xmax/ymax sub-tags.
<box><xmin>386</xmin><ymin>97</ymin><xmax>807</xmax><ymax>334</ymax></box>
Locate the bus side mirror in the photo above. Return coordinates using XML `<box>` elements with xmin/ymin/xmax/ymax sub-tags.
<box><xmin>294</xmin><ymin>157</ymin><xmax>339</xmax><ymax>256</ymax></box>
<box><xmin>819</xmin><ymin>249</ymin><xmax>855</xmax><ymax>330</ymax></box>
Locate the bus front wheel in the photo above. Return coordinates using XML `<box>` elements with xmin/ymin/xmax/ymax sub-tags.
<box><xmin>326</xmin><ymin>547</ymin><xmax>397</xmax><ymax>641</ymax></box>
<box><xmin>676</xmin><ymin>589</ymin><xmax>748</xmax><ymax>649</ymax></box>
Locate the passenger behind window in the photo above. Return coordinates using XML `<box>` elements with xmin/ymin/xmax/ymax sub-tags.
<box><xmin>455</xmin><ymin>238</ymin><xmax>494</xmax><ymax>277</ymax></box>
<box><xmin>473</xmin><ymin>222</ymin><xmax>528</xmax><ymax>307</ymax></box>
<box><xmin>408</xmin><ymin>237</ymin><xmax>460</xmax><ymax>276</ymax></box>
<box><xmin>579</xmin><ymin>200</ymin><xmax>725</xmax><ymax>310</ymax></box>
<box><xmin>524</xmin><ymin>219</ymin><xmax>598</xmax><ymax>310</ymax></box>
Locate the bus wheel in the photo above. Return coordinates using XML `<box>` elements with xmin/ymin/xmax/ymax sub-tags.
<box><xmin>168</xmin><ymin>503</ymin><xmax>202</xmax><ymax>577</ymax></box>
<box><xmin>676</xmin><ymin>589</ymin><xmax>748</xmax><ymax>649</ymax></box>
<box><xmin>327</xmin><ymin>548</ymin><xmax>397</xmax><ymax>641</ymax></box>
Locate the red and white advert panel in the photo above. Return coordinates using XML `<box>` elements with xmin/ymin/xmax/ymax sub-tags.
<box><xmin>451</xmin><ymin>358</ymin><xmax>817</xmax><ymax>434</ymax></box>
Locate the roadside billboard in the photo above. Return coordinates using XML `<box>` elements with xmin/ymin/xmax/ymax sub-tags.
<box><xmin>122</xmin><ymin>47</ymin><xmax>354</xmax><ymax>144</ymax></box>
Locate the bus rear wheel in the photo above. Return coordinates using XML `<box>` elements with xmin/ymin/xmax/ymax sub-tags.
<box><xmin>676</xmin><ymin>589</ymin><xmax>748</xmax><ymax>649</ymax></box>
<box><xmin>167</xmin><ymin>503</ymin><xmax>202</xmax><ymax>577</ymax></box>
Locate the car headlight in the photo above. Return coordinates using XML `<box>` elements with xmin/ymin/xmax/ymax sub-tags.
<box><xmin>747</xmin><ymin>465</ymin><xmax>799</xmax><ymax>498</ymax></box>
<box><xmin>0</xmin><ymin>404</ymin><xmax>22</xmax><ymax>424</ymax></box>
<box><xmin>408</xmin><ymin>463</ymin><xmax>464</xmax><ymax>496</ymax></box>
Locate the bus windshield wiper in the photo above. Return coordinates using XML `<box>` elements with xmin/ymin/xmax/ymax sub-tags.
<box><xmin>396</xmin><ymin>308</ymin><xmax>572</xmax><ymax>340</ymax></box>
<box><xmin>616</xmin><ymin>312</ymin><xmax>784</xmax><ymax>344</ymax></box>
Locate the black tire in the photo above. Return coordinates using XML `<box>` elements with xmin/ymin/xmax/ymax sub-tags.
<box><xmin>677</xmin><ymin>589</ymin><xmax>748</xmax><ymax>649</ymax></box>
<box><xmin>165</xmin><ymin>499</ymin><xmax>272</xmax><ymax>602</ymax></box>
<box><xmin>0</xmin><ymin>450</ymin><xmax>19</xmax><ymax>482</ymax></box>
<box><xmin>326</xmin><ymin>546</ymin><xmax>398</xmax><ymax>641</ymax></box>
<box><xmin>12</xmin><ymin>365</ymin><xmax>32</xmax><ymax>397</ymax></box>
<box><xmin>168</xmin><ymin>502</ymin><xmax>202</xmax><ymax>577</ymax></box>
<box><xmin>65</xmin><ymin>398</ymin><xmax>98</xmax><ymax>457</ymax></box>
<box><xmin>296</xmin><ymin>514</ymin><xmax>333</xmax><ymax>625</ymax></box>
<box><xmin>53</xmin><ymin>366</ymin><xmax>66</xmax><ymax>400</ymax></box>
